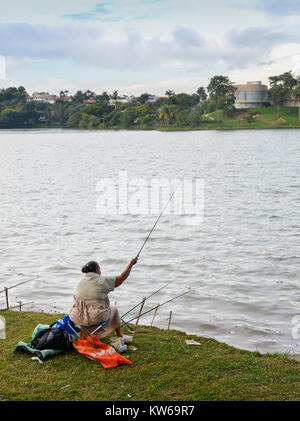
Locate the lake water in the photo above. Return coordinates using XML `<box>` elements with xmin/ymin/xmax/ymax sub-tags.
<box><xmin>0</xmin><ymin>128</ymin><xmax>300</xmax><ymax>357</ymax></box>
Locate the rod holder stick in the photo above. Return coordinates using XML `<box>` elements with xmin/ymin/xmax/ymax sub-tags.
<box><xmin>168</xmin><ymin>311</ymin><xmax>173</xmax><ymax>330</ymax></box>
<box><xmin>0</xmin><ymin>301</ymin><xmax>34</xmax><ymax>312</ymax></box>
<box><xmin>151</xmin><ymin>303</ymin><xmax>159</xmax><ymax>327</ymax></box>
<box><xmin>19</xmin><ymin>301</ymin><xmax>22</xmax><ymax>311</ymax></box>
<box><xmin>136</xmin><ymin>297</ymin><xmax>146</xmax><ymax>325</ymax></box>
<box><xmin>5</xmin><ymin>287</ymin><xmax>9</xmax><ymax>310</ymax></box>
<box><xmin>121</xmin><ymin>318</ymin><xmax>134</xmax><ymax>332</ymax></box>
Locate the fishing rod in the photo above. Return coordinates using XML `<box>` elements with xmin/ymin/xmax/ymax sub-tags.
<box><xmin>137</xmin><ymin>187</ymin><xmax>177</xmax><ymax>257</ymax></box>
<box><xmin>121</xmin><ymin>280</ymin><xmax>173</xmax><ymax>319</ymax></box>
<box><xmin>121</xmin><ymin>288</ymin><xmax>192</xmax><ymax>326</ymax></box>
<box><xmin>0</xmin><ymin>276</ymin><xmax>40</xmax><ymax>295</ymax></box>
<box><xmin>0</xmin><ymin>301</ymin><xmax>34</xmax><ymax>312</ymax></box>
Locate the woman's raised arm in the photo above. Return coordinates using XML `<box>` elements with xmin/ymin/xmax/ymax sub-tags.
<box><xmin>115</xmin><ymin>256</ymin><xmax>138</xmax><ymax>288</ymax></box>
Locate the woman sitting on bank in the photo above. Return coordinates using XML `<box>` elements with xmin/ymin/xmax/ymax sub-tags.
<box><xmin>69</xmin><ymin>257</ymin><xmax>138</xmax><ymax>338</ymax></box>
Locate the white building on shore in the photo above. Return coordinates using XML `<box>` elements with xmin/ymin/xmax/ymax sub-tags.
<box><xmin>234</xmin><ymin>81</ymin><xmax>269</xmax><ymax>109</ymax></box>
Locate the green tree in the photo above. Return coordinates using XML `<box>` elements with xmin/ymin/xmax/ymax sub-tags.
<box><xmin>59</xmin><ymin>90</ymin><xmax>69</xmax><ymax>98</ymax></box>
<box><xmin>196</xmin><ymin>86</ymin><xmax>207</xmax><ymax>101</ymax></box>
<box><xmin>138</xmin><ymin>93</ymin><xmax>150</xmax><ymax>104</ymax></box>
<box><xmin>174</xmin><ymin>108</ymin><xmax>190</xmax><ymax>127</ymax></box>
<box><xmin>84</xmin><ymin>103</ymin><xmax>114</xmax><ymax>120</ymax></box>
<box><xmin>120</xmin><ymin>109</ymin><xmax>136</xmax><ymax>128</ymax></box>
<box><xmin>268</xmin><ymin>85</ymin><xmax>289</xmax><ymax>118</ymax></box>
<box><xmin>172</xmin><ymin>93</ymin><xmax>198</xmax><ymax>108</ymax></box>
<box><xmin>187</xmin><ymin>105</ymin><xmax>204</xmax><ymax>127</ymax></box>
<box><xmin>207</xmin><ymin>75</ymin><xmax>236</xmax><ymax>109</ymax></box>
<box><xmin>158</xmin><ymin>105</ymin><xmax>175</xmax><ymax>126</ymax></box>
<box><xmin>0</xmin><ymin>86</ymin><xmax>28</xmax><ymax>103</ymax></box>
<box><xmin>269</xmin><ymin>71</ymin><xmax>297</xmax><ymax>112</ymax></box>
<box><xmin>112</xmin><ymin>90</ymin><xmax>118</xmax><ymax>101</ymax></box>
<box><xmin>97</xmin><ymin>91</ymin><xmax>110</xmax><ymax>102</ymax></box>
<box><xmin>292</xmin><ymin>84</ymin><xmax>300</xmax><ymax>123</ymax></box>
<box><xmin>0</xmin><ymin>108</ymin><xmax>23</xmax><ymax>128</ymax></box>
<box><xmin>67</xmin><ymin>112</ymin><xmax>82</xmax><ymax>128</ymax></box>
<box><xmin>165</xmin><ymin>89</ymin><xmax>175</xmax><ymax>97</ymax></box>
<box><xmin>85</xmin><ymin>90</ymin><xmax>96</xmax><ymax>99</ymax></box>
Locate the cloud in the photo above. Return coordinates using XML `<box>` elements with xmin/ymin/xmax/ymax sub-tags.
<box><xmin>172</xmin><ymin>27</ymin><xmax>203</xmax><ymax>47</ymax></box>
<box><xmin>255</xmin><ymin>0</ymin><xmax>300</xmax><ymax>16</ymax></box>
<box><xmin>257</xmin><ymin>60</ymin><xmax>275</xmax><ymax>66</ymax></box>
<box><xmin>0</xmin><ymin>22</ymin><xmax>296</xmax><ymax>72</ymax></box>
<box><xmin>224</xmin><ymin>25</ymin><xmax>293</xmax><ymax>68</ymax></box>
<box><xmin>227</xmin><ymin>26</ymin><xmax>291</xmax><ymax>49</ymax></box>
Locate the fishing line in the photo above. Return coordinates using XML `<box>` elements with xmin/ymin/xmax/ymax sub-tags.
<box><xmin>137</xmin><ymin>185</ymin><xmax>178</xmax><ymax>257</ymax></box>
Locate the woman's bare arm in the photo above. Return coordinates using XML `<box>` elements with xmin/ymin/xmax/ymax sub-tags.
<box><xmin>115</xmin><ymin>257</ymin><xmax>138</xmax><ymax>288</ymax></box>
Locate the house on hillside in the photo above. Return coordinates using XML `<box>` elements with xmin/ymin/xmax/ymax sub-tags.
<box><xmin>26</xmin><ymin>92</ymin><xmax>58</xmax><ymax>104</ymax></box>
<box><xmin>83</xmin><ymin>99</ymin><xmax>97</xmax><ymax>104</ymax></box>
<box><xmin>60</xmin><ymin>96</ymin><xmax>73</xmax><ymax>102</ymax></box>
<box><xmin>146</xmin><ymin>95</ymin><xmax>160</xmax><ymax>103</ymax></box>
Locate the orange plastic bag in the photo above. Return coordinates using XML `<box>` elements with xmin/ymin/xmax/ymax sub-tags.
<box><xmin>72</xmin><ymin>332</ymin><xmax>133</xmax><ymax>369</ymax></box>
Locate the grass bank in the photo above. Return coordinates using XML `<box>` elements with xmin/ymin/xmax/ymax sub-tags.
<box><xmin>195</xmin><ymin>106</ymin><xmax>300</xmax><ymax>130</ymax></box>
<box><xmin>30</xmin><ymin>106</ymin><xmax>300</xmax><ymax>131</ymax></box>
<box><xmin>1</xmin><ymin>310</ymin><xmax>300</xmax><ymax>401</ymax></box>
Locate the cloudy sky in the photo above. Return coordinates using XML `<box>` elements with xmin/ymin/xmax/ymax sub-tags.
<box><xmin>0</xmin><ymin>0</ymin><xmax>300</xmax><ymax>95</ymax></box>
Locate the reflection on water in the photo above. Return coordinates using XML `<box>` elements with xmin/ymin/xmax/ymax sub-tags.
<box><xmin>0</xmin><ymin>128</ymin><xmax>300</xmax><ymax>357</ymax></box>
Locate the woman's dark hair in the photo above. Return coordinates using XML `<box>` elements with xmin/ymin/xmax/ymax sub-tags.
<box><xmin>81</xmin><ymin>261</ymin><xmax>99</xmax><ymax>274</ymax></box>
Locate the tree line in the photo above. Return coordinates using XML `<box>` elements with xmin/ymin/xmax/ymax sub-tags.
<box><xmin>0</xmin><ymin>71</ymin><xmax>300</xmax><ymax>129</ymax></box>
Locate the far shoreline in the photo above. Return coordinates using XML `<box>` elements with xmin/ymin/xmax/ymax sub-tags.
<box><xmin>1</xmin><ymin>125</ymin><xmax>300</xmax><ymax>132</ymax></box>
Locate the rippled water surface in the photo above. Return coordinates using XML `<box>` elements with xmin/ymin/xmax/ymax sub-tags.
<box><xmin>0</xmin><ymin>129</ymin><xmax>299</xmax><ymax>357</ymax></box>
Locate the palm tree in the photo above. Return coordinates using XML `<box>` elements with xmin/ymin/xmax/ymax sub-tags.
<box><xmin>292</xmin><ymin>84</ymin><xmax>300</xmax><ymax>124</ymax></box>
<box><xmin>159</xmin><ymin>105</ymin><xmax>175</xmax><ymax>126</ymax></box>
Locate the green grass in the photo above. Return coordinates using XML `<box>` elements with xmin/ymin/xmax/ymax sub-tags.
<box><xmin>198</xmin><ymin>106</ymin><xmax>300</xmax><ymax>130</ymax></box>
<box><xmin>1</xmin><ymin>310</ymin><xmax>300</xmax><ymax>401</ymax></box>
<box><xmin>158</xmin><ymin>106</ymin><xmax>300</xmax><ymax>131</ymax></box>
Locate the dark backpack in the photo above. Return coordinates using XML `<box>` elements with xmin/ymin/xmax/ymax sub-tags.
<box><xmin>30</xmin><ymin>328</ymin><xmax>71</xmax><ymax>351</ymax></box>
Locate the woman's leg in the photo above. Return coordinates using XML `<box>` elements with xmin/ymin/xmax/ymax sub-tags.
<box><xmin>115</xmin><ymin>326</ymin><xmax>123</xmax><ymax>337</ymax></box>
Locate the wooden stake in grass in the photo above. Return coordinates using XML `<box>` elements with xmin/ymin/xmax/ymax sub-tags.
<box><xmin>5</xmin><ymin>287</ymin><xmax>9</xmax><ymax>310</ymax></box>
<box><xmin>19</xmin><ymin>301</ymin><xmax>22</xmax><ymax>311</ymax></box>
<box><xmin>168</xmin><ymin>311</ymin><xmax>173</xmax><ymax>330</ymax></box>
<box><xmin>136</xmin><ymin>297</ymin><xmax>146</xmax><ymax>325</ymax></box>
<box><xmin>150</xmin><ymin>303</ymin><xmax>159</xmax><ymax>327</ymax></box>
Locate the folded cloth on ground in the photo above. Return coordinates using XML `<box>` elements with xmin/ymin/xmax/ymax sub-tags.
<box><xmin>72</xmin><ymin>332</ymin><xmax>133</xmax><ymax>369</ymax></box>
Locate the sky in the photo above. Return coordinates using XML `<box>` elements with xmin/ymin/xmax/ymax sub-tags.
<box><xmin>0</xmin><ymin>0</ymin><xmax>300</xmax><ymax>96</ymax></box>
